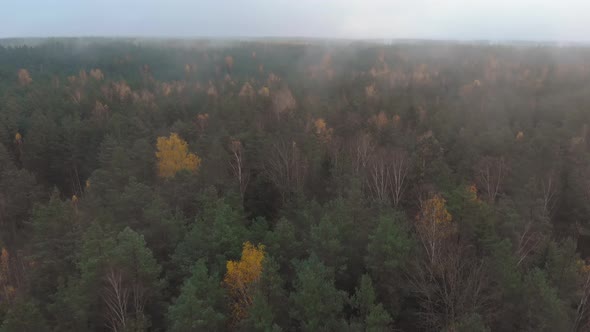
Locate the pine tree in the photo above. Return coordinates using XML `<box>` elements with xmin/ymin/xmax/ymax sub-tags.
<box><xmin>168</xmin><ymin>260</ymin><xmax>226</xmax><ymax>332</ymax></box>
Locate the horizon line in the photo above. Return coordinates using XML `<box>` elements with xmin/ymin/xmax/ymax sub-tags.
<box><xmin>1</xmin><ymin>36</ymin><xmax>590</xmax><ymax>44</ymax></box>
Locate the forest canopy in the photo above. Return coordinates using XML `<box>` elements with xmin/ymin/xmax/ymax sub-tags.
<box><xmin>2</xmin><ymin>38</ymin><xmax>590</xmax><ymax>331</ymax></box>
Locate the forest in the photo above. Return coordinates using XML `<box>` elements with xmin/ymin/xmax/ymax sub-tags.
<box><xmin>2</xmin><ymin>38</ymin><xmax>590</xmax><ymax>331</ymax></box>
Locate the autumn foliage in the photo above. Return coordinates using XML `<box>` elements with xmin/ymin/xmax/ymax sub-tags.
<box><xmin>225</xmin><ymin>55</ymin><xmax>234</xmax><ymax>70</ymax></box>
<box><xmin>155</xmin><ymin>133</ymin><xmax>201</xmax><ymax>178</ymax></box>
<box><xmin>6</xmin><ymin>40</ymin><xmax>590</xmax><ymax>332</ymax></box>
<box><xmin>314</xmin><ymin>118</ymin><xmax>333</xmax><ymax>143</ymax></box>
<box><xmin>416</xmin><ymin>194</ymin><xmax>454</xmax><ymax>265</ymax></box>
<box><xmin>89</xmin><ymin>68</ymin><xmax>104</xmax><ymax>81</ymax></box>
<box><xmin>420</xmin><ymin>195</ymin><xmax>452</xmax><ymax>225</ymax></box>
<box><xmin>224</xmin><ymin>242</ymin><xmax>265</xmax><ymax>323</ymax></box>
<box><xmin>18</xmin><ymin>69</ymin><xmax>32</xmax><ymax>86</ymax></box>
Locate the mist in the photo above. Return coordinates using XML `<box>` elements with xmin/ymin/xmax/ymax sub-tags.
<box><xmin>4</xmin><ymin>2</ymin><xmax>590</xmax><ymax>331</ymax></box>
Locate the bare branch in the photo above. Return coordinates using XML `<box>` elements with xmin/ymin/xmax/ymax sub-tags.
<box><xmin>103</xmin><ymin>269</ymin><xmax>129</xmax><ymax>332</ymax></box>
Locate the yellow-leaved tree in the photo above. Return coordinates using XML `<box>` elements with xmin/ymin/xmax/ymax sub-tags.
<box><xmin>224</xmin><ymin>242</ymin><xmax>265</xmax><ymax>323</ymax></box>
<box><xmin>155</xmin><ymin>133</ymin><xmax>201</xmax><ymax>178</ymax></box>
<box><xmin>416</xmin><ymin>194</ymin><xmax>453</xmax><ymax>265</ymax></box>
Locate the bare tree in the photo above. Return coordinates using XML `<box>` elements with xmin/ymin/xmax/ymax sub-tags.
<box><xmin>229</xmin><ymin>139</ymin><xmax>250</xmax><ymax>203</ymax></box>
<box><xmin>365</xmin><ymin>146</ymin><xmax>410</xmax><ymax>206</ymax></box>
<box><xmin>367</xmin><ymin>149</ymin><xmax>392</xmax><ymax>203</ymax></box>
<box><xmin>265</xmin><ymin>140</ymin><xmax>307</xmax><ymax>202</ymax></box>
<box><xmin>515</xmin><ymin>219</ymin><xmax>546</xmax><ymax>267</ymax></box>
<box><xmin>391</xmin><ymin>149</ymin><xmax>410</xmax><ymax>207</ymax></box>
<box><xmin>508</xmin><ymin>173</ymin><xmax>554</xmax><ymax>268</ymax></box>
<box><xmin>103</xmin><ymin>268</ymin><xmax>149</xmax><ymax>332</ymax></box>
<box><xmin>409</xmin><ymin>243</ymin><xmax>490</xmax><ymax>330</ymax></box>
<box><xmin>540</xmin><ymin>170</ymin><xmax>559</xmax><ymax>218</ymax></box>
<box><xmin>103</xmin><ymin>269</ymin><xmax>129</xmax><ymax>332</ymax></box>
<box><xmin>411</xmin><ymin>195</ymin><xmax>490</xmax><ymax>329</ymax></box>
<box><xmin>131</xmin><ymin>283</ymin><xmax>147</xmax><ymax>326</ymax></box>
<box><xmin>349</xmin><ymin>133</ymin><xmax>374</xmax><ymax>176</ymax></box>
<box><xmin>475</xmin><ymin>156</ymin><xmax>508</xmax><ymax>203</ymax></box>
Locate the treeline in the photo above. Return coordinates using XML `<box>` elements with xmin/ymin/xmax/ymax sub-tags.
<box><xmin>2</xmin><ymin>39</ymin><xmax>590</xmax><ymax>331</ymax></box>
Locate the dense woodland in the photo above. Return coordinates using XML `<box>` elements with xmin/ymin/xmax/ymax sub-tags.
<box><xmin>2</xmin><ymin>38</ymin><xmax>590</xmax><ymax>331</ymax></box>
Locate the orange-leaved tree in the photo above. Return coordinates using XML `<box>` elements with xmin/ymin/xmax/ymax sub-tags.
<box><xmin>18</xmin><ymin>69</ymin><xmax>32</xmax><ymax>86</ymax></box>
<box><xmin>155</xmin><ymin>133</ymin><xmax>201</xmax><ymax>178</ymax></box>
<box><xmin>224</xmin><ymin>241</ymin><xmax>265</xmax><ymax>323</ymax></box>
<box><xmin>314</xmin><ymin>118</ymin><xmax>333</xmax><ymax>143</ymax></box>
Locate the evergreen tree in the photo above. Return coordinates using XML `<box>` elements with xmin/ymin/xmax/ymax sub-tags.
<box><xmin>289</xmin><ymin>254</ymin><xmax>347</xmax><ymax>331</ymax></box>
<box><xmin>167</xmin><ymin>260</ymin><xmax>226</xmax><ymax>332</ymax></box>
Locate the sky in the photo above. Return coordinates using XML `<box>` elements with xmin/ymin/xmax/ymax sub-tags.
<box><xmin>2</xmin><ymin>0</ymin><xmax>590</xmax><ymax>41</ymax></box>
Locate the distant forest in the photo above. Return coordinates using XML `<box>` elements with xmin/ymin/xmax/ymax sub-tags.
<box><xmin>2</xmin><ymin>39</ymin><xmax>590</xmax><ymax>331</ymax></box>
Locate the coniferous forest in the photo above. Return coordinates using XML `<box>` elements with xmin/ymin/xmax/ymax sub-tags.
<box><xmin>3</xmin><ymin>38</ymin><xmax>590</xmax><ymax>331</ymax></box>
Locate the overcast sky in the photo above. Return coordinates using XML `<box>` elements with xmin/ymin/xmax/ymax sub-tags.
<box><xmin>2</xmin><ymin>0</ymin><xmax>590</xmax><ymax>41</ymax></box>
